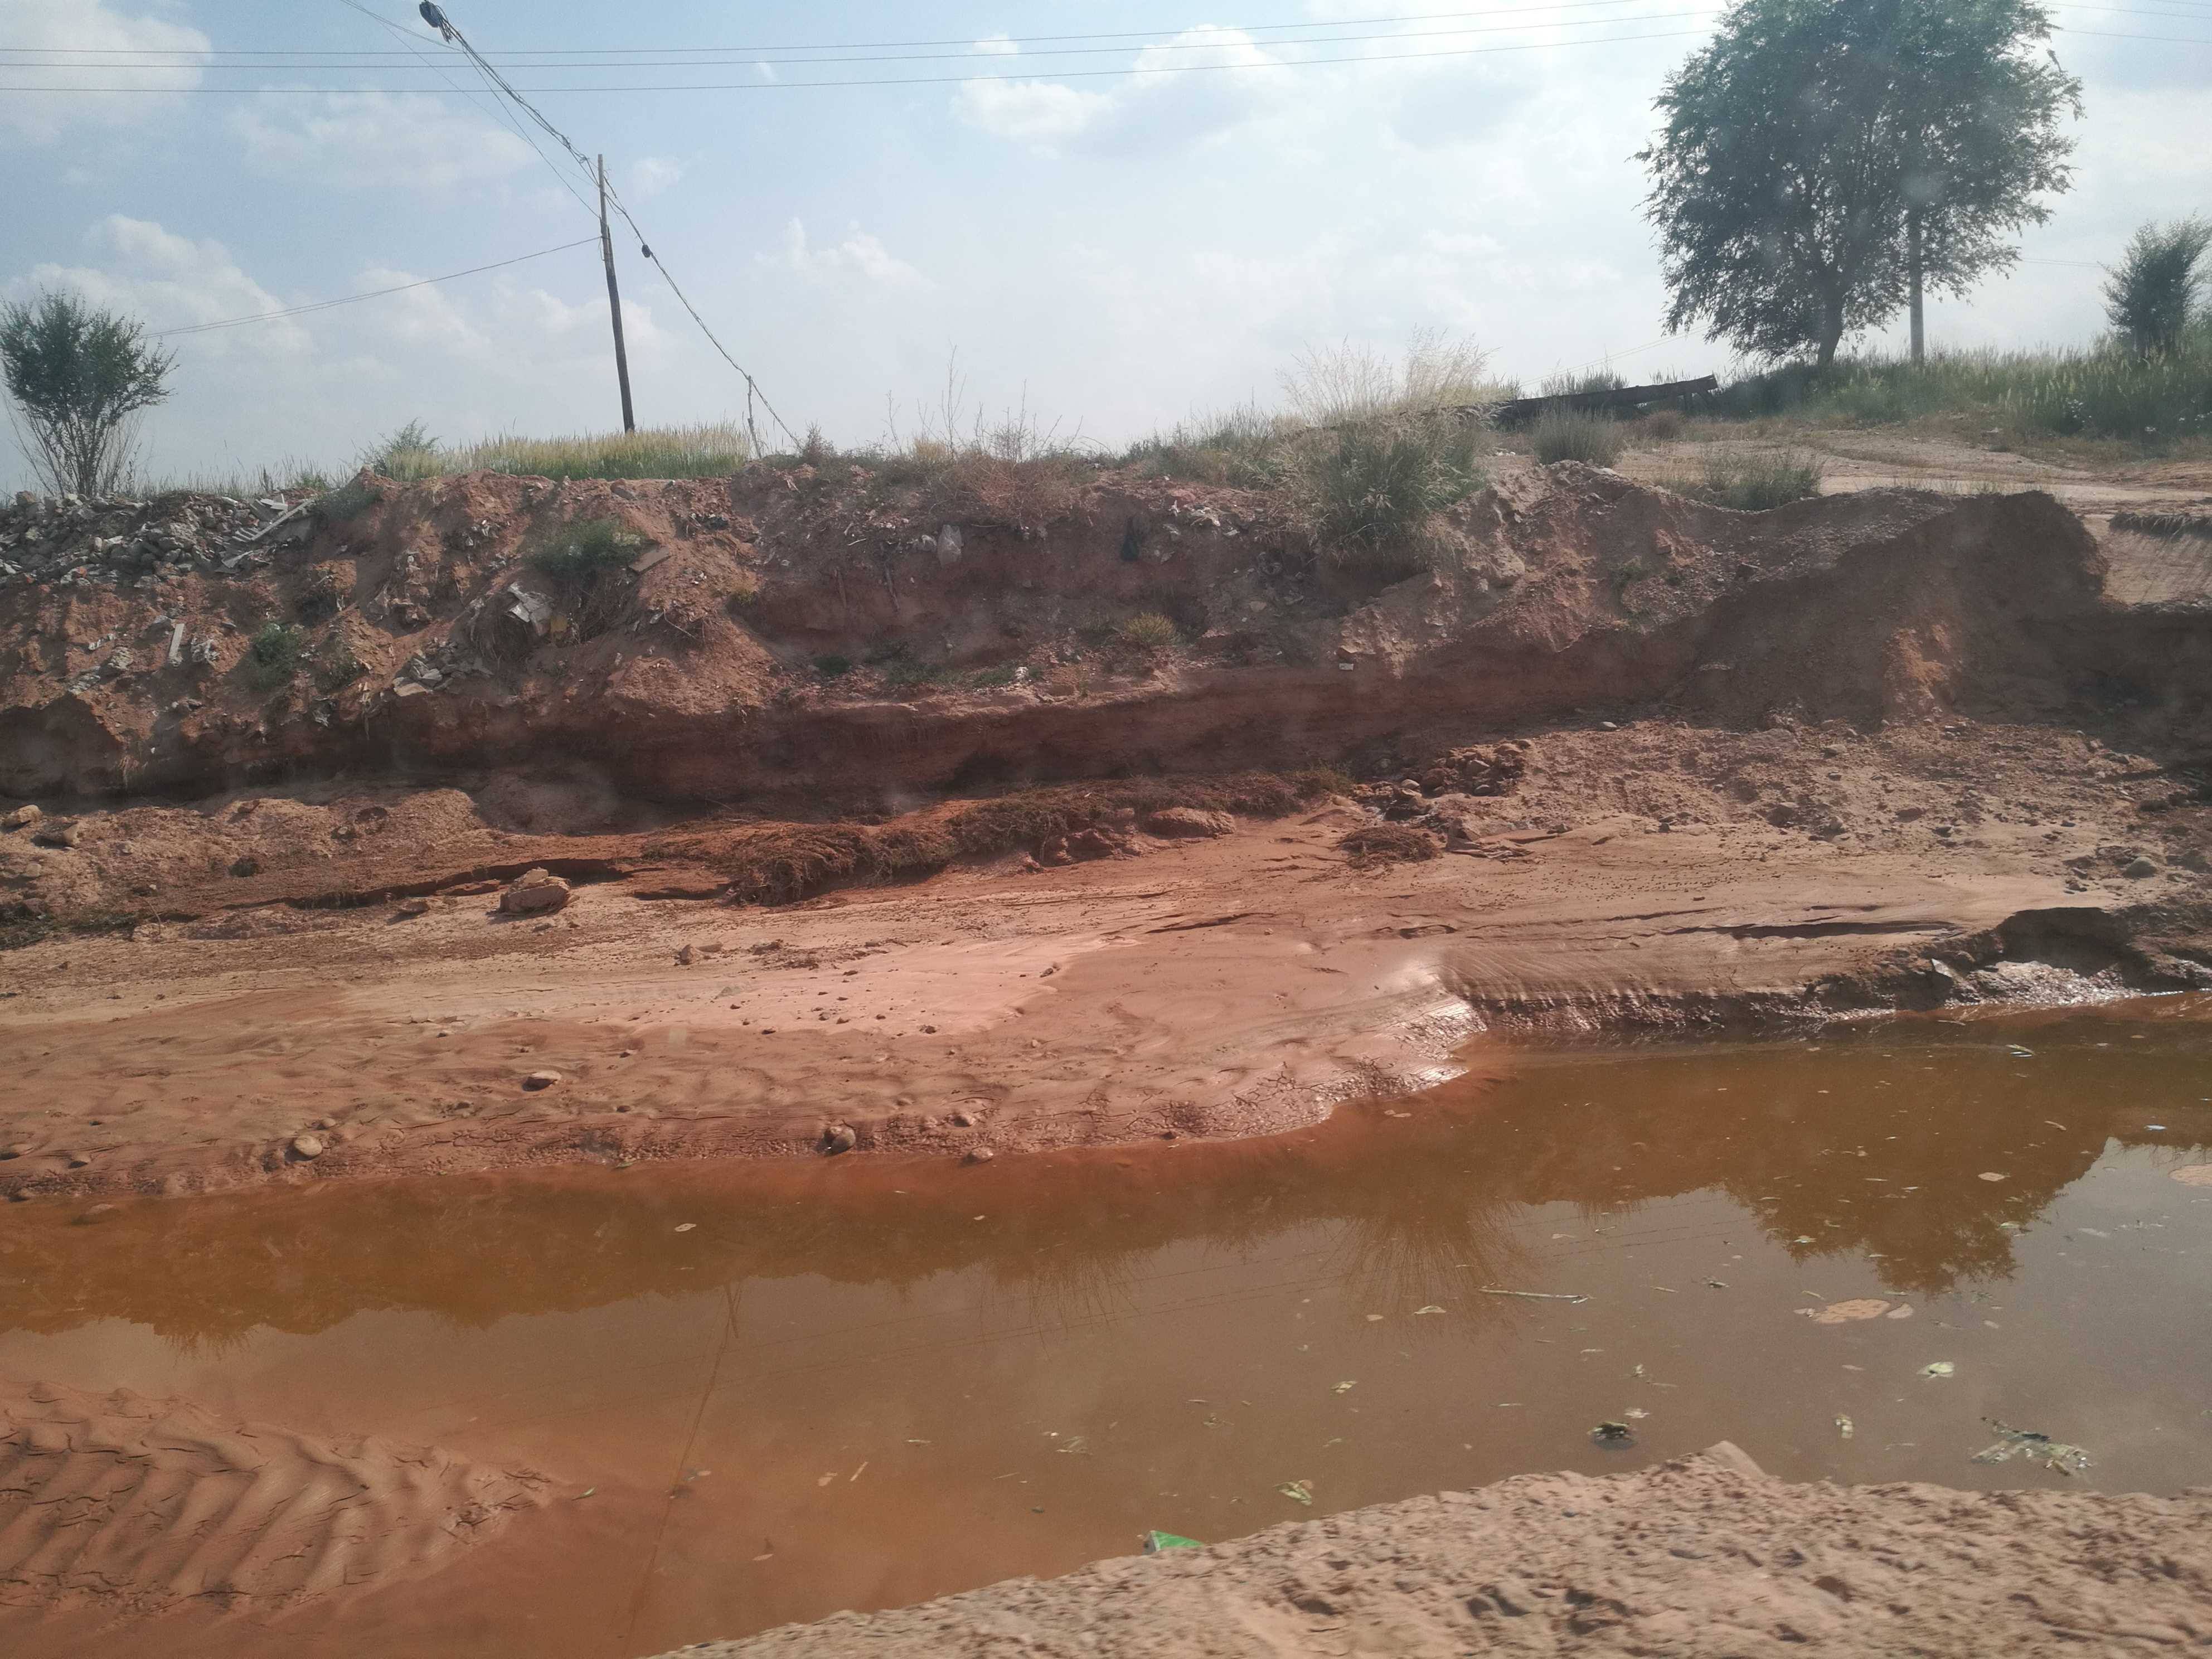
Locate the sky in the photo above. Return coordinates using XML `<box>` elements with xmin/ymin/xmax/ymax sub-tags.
<box><xmin>2</xmin><ymin>0</ymin><xmax>2208</xmax><ymax>487</ymax></box>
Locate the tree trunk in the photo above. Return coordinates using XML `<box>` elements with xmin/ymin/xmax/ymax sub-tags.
<box><xmin>1908</xmin><ymin>210</ymin><xmax>1925</xmax><ymax>366</ymax></box>
<box><xmin>1816</xmin><ymin>299</ymin><xmax>1845</xmax><ymax>367</ymax></box>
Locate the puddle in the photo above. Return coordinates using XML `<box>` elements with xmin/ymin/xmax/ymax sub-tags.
<box><xmin>4</xmin><ymin>1007</ymin><xmax>2210</xmax><ymax>1657</ymax></box>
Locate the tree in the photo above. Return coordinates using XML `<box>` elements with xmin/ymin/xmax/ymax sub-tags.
<box><xmin>0</xmin><ymin>290</ymin><xmax>177</xmax><ymax>497</ymax></box>
<box><xmin>2102</xmin><ymin>217</ymin><xmax>2212</xmax><ymax>355</ymax></box>
<box><xmin>1640</xmin><ymin>0</ymin><xmax>2080</xmax><ymax>367</ymax></box>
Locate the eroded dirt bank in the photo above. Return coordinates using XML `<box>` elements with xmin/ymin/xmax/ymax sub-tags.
<box><xmin>2</xmin><ymin>467</ymin><xmax>2211</xmax><ymax>1202</ymax></box>
<box><xmin>653</xmin><ymin>1444</ymin><xmax>2212</xmax><ymax>1657</ymax></box>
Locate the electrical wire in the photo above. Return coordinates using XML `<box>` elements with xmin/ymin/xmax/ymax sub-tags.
<box><xmin>154</xmin><ymin>238</ymin><xmax>595</xmax><ymax>336</ymax></box>
<box><xmin>423</xmin><ymin>6</ymin><xmax>800</xmax><ymax>451</ymax></box>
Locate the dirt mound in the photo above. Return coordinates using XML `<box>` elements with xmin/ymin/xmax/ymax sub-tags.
<box><xmin>656</xmin><ymin>1443</ymin><xmax>2212</xmax><ymax>1658</ymax></box>
<box><xmin>0</xmin><ymin>464</ymin><xmax>2147</xmax><ymax>812</ymax></box>
<box><xmin>0</xmin><ymin>1375</ymin><xmax>553</xmax><ymax>1616</ymax></box>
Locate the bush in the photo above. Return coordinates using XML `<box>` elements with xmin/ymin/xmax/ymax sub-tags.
<box><xmin>526</xmin><ymin>518</ymin><xmax>647</xmax><ymax>583</ymax></box>
<box><xmin>1117</xmin><ymin>612</ymin><xmax>1182</xmax><ymax>651</ymax></box>
<box><xmin>1678</xmin><ymin>449</ymin><xmax>1825</xmax><ymax>511</ymax></box>
<box><xmin>812</xmin><ymin>653</ymin><xmax>852</xmax><ymax>678</ymax></box>
<box><xmin>0</xmin><ymin>290</ymin><xmax>175</xmax><ymax>497</ymax></box>
<box><xmin>1638</xmin><ymin>409</ymin><xmax>1686</xmax><ymax>443</ymax></box>
<box><xmin>316</xmin><ymin>633</ymin><xmax>366</xmax><ymax>691</ymax></box>
<box><xmin>313</xmin><ymin>475</ymin><xmax>381</xmax><ymax>522</ymax></box>
<box><xmin>361</xmin><ymin>419</ymin><xmax>440</xmax><ymax>481</ymax></box>
<box><xmin>1338</xmin><ymin>823</ymin><xmax>1441</xmax><ymax>867</ymax></box>
<box><xmin>2104</xmin><ymin>218</ymin><xmax>2212</xmax><ymax>356</ymax></box>
<box><xmin>1306</xmin><ymin>422</ymin><xmax>1484</xmax><ymax>562</ymax></box>
<box><xmin>1532</xmin><ymin>408</ymin><xmax>1623</xmax><ymax>466</ymax></box>
<box><xmin>241</xmin><ymin>622</ymin><xmax>304</xmax><ymax>690</ymax></box>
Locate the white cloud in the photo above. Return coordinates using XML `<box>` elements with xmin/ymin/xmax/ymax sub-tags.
<box><xmin>769</xmin><ymin>220</ymin><xmax>926</xmax><ymax>288</ymax></box>
<box><xmin>952</xmin><ymin>27</ymin><xmax>1291</xmax><ymax>154</ymax></box>
<box><xmin>630</xmin><ymin>156</ymin><xmax>683</xmax><ymax>198</ymax></box>
<box><xmin>18</xmin><ymin>216</ymin><xmax>306</xmax><ymax>359</ymax></box>
<box><xmin>227</xmin><ymin>92</ymin><xmax>536</xmax><ymax>190</ymax></box>
<box><xmin>1</xmin><ymin>0</ymin><xmax>208</xmax><ymax>145</ymax></box>
<box><xmin>973</xmin><ymin>35</ymin><xmax>1021</xmax><ymax>57</ymax></box>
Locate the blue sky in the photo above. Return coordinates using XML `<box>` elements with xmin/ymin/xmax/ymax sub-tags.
<box><xmin>3</xmin><ymin>0</ymin><xmax>2208</xmax><ymax>485</ymax></box>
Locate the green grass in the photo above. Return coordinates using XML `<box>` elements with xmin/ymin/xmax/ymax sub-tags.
<box><xmin>1676</xmin><ymin>449</ymin><xmax>1826</xmax><ymax>511</ymax></box>
<box><xmin>526</xmin><ymin>518</ymin><xmax>648</xmax><ymax>582</ymax></box>
<box><xmin>1531</xmin><ymin>408</ymin><xmax>1623</xmax><ymax>466</ymax></box>
<box><xmin>1306</xmin><ymin>422</ymin><xmax>1485</xmax><ymax>564</ymax></box>
<box><xmin>1116</xmin><ymin>612</ymin><xmax>1182</xmax><ymax>651</ymax></box>
<box><xmin>241</xmin><ymin>621</ymin><xmax>303</xmax><ymax>691</ymax></box>
<box><xmin>1701</xmin><ymin>327</ymin><xmax>2212</xmax><ymax>449</ymax></box>
<box><xmin>371</xmin><ymin>420</ymin><xmax>754</xmax><ymax>482</ymax></box>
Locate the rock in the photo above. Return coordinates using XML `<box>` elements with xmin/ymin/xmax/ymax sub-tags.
<box><xmin>499</xmin><ymin>868</ymin><xmax>571</xmax><ymax>914</ymax></box>
<box><xmin>1142</xmin><ymin>807</ymin><xmax>1236</xmax><ymax>838</ymax></box>
<box><xmin>2124</xmin><ymin>856</ymin><xmax>2160</xmax><ymax>879</ymax></box>
<box><xmin>391</xmin><ymin>896</ymin><xmax>430</xmax><ymax>919</ymax></box>
<box><xmin>822</xmin><ymin>1123</ymin><xmax>857</xmax><ymax>1154</ymax></box>
<box><xmin>289</xmin><ymin>1133</ymin><xmax>325</xmax><ymax>1160</ymax></box>
<box><xmin>3</xmin><ymin>804</ymin><xmax>38</xmax><ymax>830</ymax></box>
<box><xmin>74</xmin><ymin>1203</ymin><xmax>118</xmax><ymax>1225</ymax></box>
<box><xmin>32</xmin><ymin>821</ymin><xmax>79</xmax><ymax>848</ymax></box>
<box><xmin>965</xmin><ymin>1147</ymin><xmax>995</xmax><ymax>1164</ymax></box>
<box><xmin>522</xmin><ymin>1069</ymin><xmax>562</xmax><ymax>1091</ymax></box>
<box><xmin>675</xmin><ymin>944</ymin><xmax>696</xmax><ymax>966</ymax></box>
<box><xmin>2181</xmin><ymin>848</ymin><xmax>2209</xmax><ymax>873</ymax></box>
<box><xmin>950</xmin><ymin>1108</ymin><xmax>983</xmax><ymax>1128</ymax></box>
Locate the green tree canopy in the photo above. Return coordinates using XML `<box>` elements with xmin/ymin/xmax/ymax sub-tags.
<box><xmin>1641</xmin><ymin>0</ymin><xmax>2081</xmax><ymax>366</ymax></box>
<box><xmin>1</xmin><ymin>289</ymin><xmax>177</xmax><ymax>497</ymax></box>
<box><xmin>2103</xmin><ymin>217</ymin><xmax>2212</xmax><ymax>355</ymax></box>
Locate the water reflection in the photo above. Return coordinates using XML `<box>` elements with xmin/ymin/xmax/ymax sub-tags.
<box><xmin>3</xmin><ymin>1008</ymin><xmax>2204</xmax><ymax>1353</ymax></box>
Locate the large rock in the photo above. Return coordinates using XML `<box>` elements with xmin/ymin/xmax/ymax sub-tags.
<box><xmin>1142</xmin><ymin>807</ymin><xmax>1235</xmax><ymax>839</ymax></box>
<box><xmin>499</xmin><ymin>868</ymin><xmax>571</xmax><ymax>914</ymax></box>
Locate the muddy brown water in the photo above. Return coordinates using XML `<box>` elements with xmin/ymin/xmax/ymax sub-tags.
<box><xmin>4</xmin><ymin>1002</ymin><xmax>2211</xmax><ymax>1657</ymax></box>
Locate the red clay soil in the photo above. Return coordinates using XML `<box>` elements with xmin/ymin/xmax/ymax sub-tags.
<box><xmin>651</xmin><ymin>1443</ymin><xmax>2212</xmax><ymax>1657</ymax></box>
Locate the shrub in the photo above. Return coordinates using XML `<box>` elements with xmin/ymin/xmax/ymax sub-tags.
<box><xmin>361</xmin><ymin>419</ymin><xmax>440</xmax><ymax>481</ymax></box>
<box><xmin>2104</xmin><ymin>217</ymin><xmax>2212</xmax><ymax>356</ymax></box>
<box><xmin>241</xmin><ymin>622</ymin><xmax>304</xmax><ymax>690</ymax></box>
<box><xmin>526</xmin><ymin>518</ymin><xmax>647</xmax><ymax>583</ymax></box>
<box><xmin>1639</xmin><ymin>409</ymin><xmax>1686</xmax><ymax>443</ymax></box>
<box><xmin>1679</xmin><ymin>449</ymin><xmax>1825</xmax><ymax>511</ymax></box>
<box><xmin>313</xmin><ymin>474</ymin><xmax>381</xmax><ymax>522</ymax></box>
<box><xmin>1117</xmin><ymin>612</ymin><xmax>1182</xmax><ymax>651</ymax></box>
<box><xmin>1306</xmin><ymin>422</ymin><xmax>1484</xmax><ymax>563</ymax></box>
<box><xmin>316</xmin><ymin>633</ymin><xmax>366</xmax><ymax>691</ymax></box>
<box><xmin>0</xmin><ymin>290</ymin><xmax>175</xmax><ymax>497</ymax></box>
<box><xmin>1532</xmin><ymin>408</ymin><xmax>1623</xmax><ymax>466</ymax></box>
<box><xmin>812</xmin><ymin>653</ymin><xmax>852</xmax><ymax>678</ymax></box>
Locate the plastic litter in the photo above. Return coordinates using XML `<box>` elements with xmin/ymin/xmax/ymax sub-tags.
<box><xmin>1589</xmin><ymin>1422</ymin><xmax>1636</xmax><ymax>1448</ymax></box>
<box><xmin>1143</xmin><ymin>1530</ymin><xmax>1203</xmax><ymax>1553</ymax></box>
<box><xmin>1920</xmin><ymin>1361</ymin><xmax>1956</xmax><ymax>1379</ymax></box>
<box><xmin>1276</xmin><ymin>1479</ymin><xmax>1314</xmax><ymax>1506</ymax></box>
<box><xmin>1972</xmin><ymin>1417</ymin><xmax>2090</xmax><ymax>1476</ymax></box>
<box><xmin>1835</xmin><ymin>1415</ymin><xmax>1854</xmax><ymax>1439</ymax></box>
<box><xmin>1332</xmin><ymin>1381</ymin><xmax>1357</xmax><ymax>1395</ymax></box>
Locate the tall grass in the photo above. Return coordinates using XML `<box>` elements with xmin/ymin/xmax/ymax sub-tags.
<box><xmin>1675</xmin><ymin>449</ymin><xmax>1825</xmax><ymax>511</ymax></box>
<box><xmin>1703</xmin><ymin>327</ymin><xmax>2212</xmax><ymax>448</ymax></box>
<box><xmin>372</xmin><ymin>420</ymin><xmax>754</xmax><ymax>481</ymax></box>
<box><xmin>1531</xmin><ymin>408</ymin><xmax>1623</xmax><ymax>465</ymax></box>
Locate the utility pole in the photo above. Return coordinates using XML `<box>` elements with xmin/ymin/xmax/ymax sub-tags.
<box><xmin>598</xmin><ymin>154</ymin><xmax>636</xmax><ymax>432</ymax></box>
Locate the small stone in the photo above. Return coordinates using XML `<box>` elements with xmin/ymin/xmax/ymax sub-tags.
<box><xmin>391</xmin><ymin>896</ymin><xmax>430</xmax><ymax>919</ymax></box>
<box><xmin>965</xmin><ymin>1147</ymin><xmax>995</xmax><ymax>1164</ymax></box>
<box><xmin>921</xmin><ymin>1023</ymin><xmax>939</xmax><ymax>1035</ymax></box>
<box><xmin>2123</xmin><ymin>855</ymin><xmax>2160</xmax><ymax>879</ymax></box>
<box><xmin>522</xmin><ymin>1069</ymin><xmax>563</xmax><ymax>1091</ymax></box>
<box><xmin>64</xmin><ymin>1152</ymin><xmax>92</xmax><ymax>1169</ymax></box>
<box><xmin>2</xmin><ymin>803</ymin><xmax>39</xmax><ymax>831</ymax></box>
<box><xmin>499</xmin><ymin>868</ymin><xmax>571</xmax><ymax>915</ymax></box>
<box><xmin>289</xmin><ymin>1133</ymin><xmax>325</xmax><ymax>1160</ymax></box>
<box><xmin>823</xmin><ymin>1124</ymin><xmax>857</xmax><ymax>1154</ymax></box>
<box><xmin>75</xmin><ymin>1203</ymin><xmax>118</xmax><ymax>1225</ymax></box>
<box><xmin>675</xmin><ymin>944</ymin><xmax>696</xmax><ymax>965</ymax></box>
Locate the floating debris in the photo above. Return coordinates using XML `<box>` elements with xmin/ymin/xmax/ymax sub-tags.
<box><xmin>1835</xmin><ymin>1415</ymin><xmax>1854</xmax><ymax>1439</ymax></box>
<box><xmin>1801</xmin><ymin>1298</ymin><xmax>1889</xmax><ymax>1325</ymax></box>
<box><xmin>1275</xmin><ymin>1479</ymin><xmax>1314</xmax><ymax>1506</ymax></box>
<box><xmin>1332</xmin><ymin>1381</ymin><xmax>1357</xmax><ymax>1395</ymax></box>
<box><xmin>1920</xmin><ymin>1361</ymin><xmax>1956</xmax><ymax>1380</ymax></box>
<box><xmin>1972</xmin><ymin>1418</ymin><xmax>2090</xmax><ymax>1476</ymax></box>
<box><xmin>1413</xmin><ymin>1304</ymin><xmax>1445</xmax><ymax>1316</ymax></box>
<box><xmin>1978</xmin><ymin>1172</ymin><xmax>2007</xmax><ymax>1182</ymax></box>
<box><xmin>1478</xmin><ymin>1288</ymin><xmax>1589</xmax><ymax>1304</ymax></box>
<box><xmin>1143</xmin><ymin>1530</ymin><xmax>1202</xmax><ymax>1553</ymax></box>
<box><xmin>1590</xmin><ymin>1422</ymin><xmax>1636</xmax><ymax>1448</ymax></box>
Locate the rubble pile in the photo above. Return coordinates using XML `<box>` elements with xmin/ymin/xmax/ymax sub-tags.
<box><xmin>0</xmin><ymin>488</ymin><xmax>311</xmax><ymax>587</ymax></box>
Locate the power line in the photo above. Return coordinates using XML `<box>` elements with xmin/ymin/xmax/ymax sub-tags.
<box><xmin>0</xmin><ymin>27</ymin><xmax>1744</xmax><ymax>94</ymax></box>
<box><xmin>330</xmin><ymin>0</ymin><xmax>598</xmax><ymax>221</ymax></box>
<box><xmin>154</xmin><ymin>238</ymin><xmax>595</xmax><ymax>336</ymax></box>
<box><xmin>416</xmin><ymin>4</ymin><xmax>799</xmax><ymax>452</ymax></box>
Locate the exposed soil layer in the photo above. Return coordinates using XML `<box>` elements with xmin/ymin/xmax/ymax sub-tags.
<box><xmin>0</xmin><ymin>1376</ymin><xmax>554</xmax><ymax>1617</ymax></box>
<box><xmin>3</xmin><ymin>465</ymin><xmax>2212</xmax><ymax>1201</ymax></box>
<box><xmin>655</xmin><ymin>1445</ymin><xmax>2212</xmax><ymax>1658</ymax></box>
